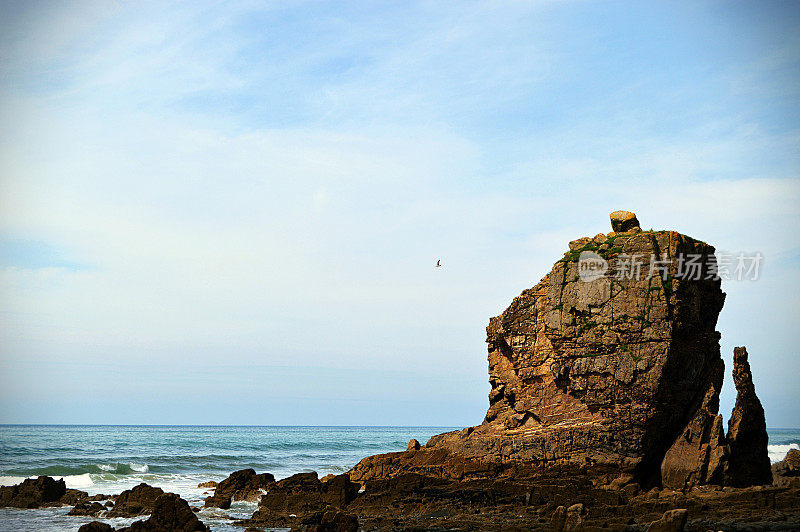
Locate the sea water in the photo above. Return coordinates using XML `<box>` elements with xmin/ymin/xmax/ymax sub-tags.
<box><xmin>0</xmin><ymin>425</ymin><xmax>455</xmax><ymax>531</ymax></box>
<box><xmin>0</xmin><ymin>425</ymin><xmax>797</xmax><ymax>531</ymax></box>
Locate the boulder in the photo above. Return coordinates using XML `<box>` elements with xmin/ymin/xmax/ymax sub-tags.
<box><xmin>197</xmin><ymin>481</ymin><xmax>217</xmax><ymax>488</ymax></box>
<box><xmin>120</xmin><ymin>492</ymin><xmax>209</xmax><ymax>532</ymax></box>
<box><xmin>204</xmin><ymin>468</ymin><xmax>274</xmax><ymax>508</ymax></box>
<box><xmin>723</xmin><ymin>346</ymin><xmax>773</xmax><ymax>487</ymax></box>
<box><xmin>645</xmin><ymin>508</ymin><xmax>688</xmax><ymax>531</ymax></box>
<box><xmin>610</xmin><ymin>210</ymin><xmax>641</xmax><ymax>232</ymax></box>
<box><xmin>0</xmin><ymin>476</ymin><xmax>67</xmax><ymax>508</ymax></box>
<box><xmin>106</xmin><ymin>483</ymin><xmax>164</xmax><ymax>517</ymax></box>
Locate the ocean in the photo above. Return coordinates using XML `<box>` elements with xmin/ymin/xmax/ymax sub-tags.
<box><xmin>0</xmin><ymin>425</ymin><xmax>797</xmax><ymax>531</ymax></box>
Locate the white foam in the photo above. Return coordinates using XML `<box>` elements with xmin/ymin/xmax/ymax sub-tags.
<box><xmin>98</xmin><ymin>464</ymin><xmax>116</xmax><ymax>472</ymax></box>
<box><xmin>0</xmin><ymin>476</ymin><xmax>27</xmax><ymax>487</ymax></box>
<box><xmin>55</xmin><ymin>473</ymin><xmax>95</xmax><ymax>489</ymax></box>
<box><xmin>129</xmin><ymin>463</ymin><xmax>149</xmax><ymax>473</ymax></box>
<box><xmin>0</xmin><ymin>473</ymin><xmax>93</xmax><ymax>489</ymax></box>
<box><xmin>769</xmin><ymin>443</ymin><xmax>799</xmax><ymax>464</ymax></box>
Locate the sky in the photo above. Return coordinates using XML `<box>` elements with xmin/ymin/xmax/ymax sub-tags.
<box><xmin>0</xmin><ymin>0</ymin><xmax>798</xmax><ymax>427</ymax></box>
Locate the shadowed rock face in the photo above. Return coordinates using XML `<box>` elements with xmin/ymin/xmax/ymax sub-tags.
<box><xmin>351</xmin><ymin>215</ymin><xmax>731</xmax><ymax>487</ymax></box>
<box><xmin>724</xmin><ymin>346</ymin><xmax>773</xmax><ymax>487</ymax></box>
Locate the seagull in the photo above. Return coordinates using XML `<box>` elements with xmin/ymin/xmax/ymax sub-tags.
<box><xmin>435</xmin><ymin>259</ymin><xmax>441</xmax><ymax>268</ymax></box>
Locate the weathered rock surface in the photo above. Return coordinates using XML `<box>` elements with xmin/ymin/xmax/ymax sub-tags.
<box><xmin>120</xmin><ymin>492</ymin><xmax>209</xmax><ymax>532</ymax></box>
<box><xmin>723</xmin><ymin>346</ymin><xmax>773</xmax><ymax>487</ymax></box>
<box><xmin>353</xmin><ymin>215</ymin><xmax>729</xmax><ymax>487</ymax></box>
<box><xmin>106</xmin><ymin>483</ymin><xmax>164</xmax><ymax>517</ymax></box>
<box><xmin>203</xmin><ymin>468</ymin><xmax>275</xmax><ymax>508</ymax></box>
<box><xmin>0</xmin><ymin>475</ymin><xmax>77</xmax><ymax>508</ymax></box>
<box><xmin>660</xmin><ymin>385</ymin><xmax>728</xmax><ymax>489</ymax></box>
<box><xmin>239</xmin><ymin>472</ymin><xmax>360</xmax><ymax>529</ymax></box>
<box><xmin>772</xmin><ymin>448</ymin><xmax>800</xmax><ymax>487</ymax></box>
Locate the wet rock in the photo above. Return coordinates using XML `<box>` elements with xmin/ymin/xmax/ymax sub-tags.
<box><xmin>78</xmin><ymin>523</ymin><xmax>114</xmax><ymax>532</ymax></box>
<box><xmin>260</xmin><ymin>472</ymin><xmax>358</xmax><ymax>514</ymax></box>
<box><xmin>724</xmin><ymin>346</ymin><xmax>773</xmax><ymax>487</ymax></box>
<box><xmin>120</xmin><ymin>492</ymin><xmax>209</xmax><ymax>531</ymax></box>
<box><xmin>68</xmin><ymin>500</ymin><xmax>105</xmax><ymax>516</ymax></box>
<box><xmin>772</xmin><ymin>448</ymin><xmax>800</xmax><ymax>487</ymax></box>
<box><xmin>106</xmin><ymin>483</ymin><xmax>164</xmax><ymax>517</ymax></box>
<box><xmin>0</xmin><ymin>476</ymin><xmax>67</xmax><ymax>508</ymax></box>
<box><xmin>610</xmin><ymin>210</ymin><xmax>640</xmax><ymax>232</ymax></box>
<box><xmin>204</xmin><ymin>468</ymin><xmax>274</xmax><ymax>508</ymax></box>
<box><xmin>61</xmin><ymin>488</ymin><xmax>90</xmax><ymax>505</ymax></box>
<box><xmin>197</xmin><ymin>481</ymin><xmax>217</xmax><ymax>488</ymax></box>
<box><xmin>244</xmin><ymin>472</ymin><xmax>359</xmax><ymax>528</ymax></box>
<box><xmin>645</xmin><ymin>508</ymin><xmax>688</xmax><ymax>531</ymax></box>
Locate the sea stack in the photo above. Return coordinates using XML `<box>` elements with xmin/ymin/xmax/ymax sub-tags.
<box><xmin>351</xmin><ymin>212</ymin><xmax>771</xmax><ymax>490</ymax></box>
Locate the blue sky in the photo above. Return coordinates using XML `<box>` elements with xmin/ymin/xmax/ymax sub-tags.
<box><xmin>0</xmin><ymin>1</ymin><xmax>798</xmax><ymax>426</ymax></box>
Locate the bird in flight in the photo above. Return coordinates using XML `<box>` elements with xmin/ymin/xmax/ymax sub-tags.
<box><xmin>435</xmin><ymin>259</ymin><xmax>441</xmax><ymax>268</ymax></box>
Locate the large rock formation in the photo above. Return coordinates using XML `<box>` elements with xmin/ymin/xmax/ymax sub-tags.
<box><xmin>353</xmin><ymin>213</ymin><xmax>727</xmax><ymax>486</ymax></box>
<box><xmin>724</xmin><ymin>346</ymin><xmax>773</xmax><ymax>486</ymax></box>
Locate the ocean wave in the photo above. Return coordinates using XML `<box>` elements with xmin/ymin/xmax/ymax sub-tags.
<box><xmin>768</xmin><ymin>443</ymin><xmax>799</xmax><ymax>464</ymax></box>
<box><xmin>5</xmin><ymin>462</ymin><xmax>152</xmax><ymax>477</ymax></box>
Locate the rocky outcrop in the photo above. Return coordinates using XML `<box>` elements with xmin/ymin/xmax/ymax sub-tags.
<box><xmin>106</xmin><ymin>483</ymin><xmax>164</xmax><ymax>517</ymax></box>
<box><xmin>120</xmin><ymin>493</ymin><xmax>209</xmax><ymax>532</ymax></box>
<box><xmin>660</xmin><ymin>386</ymin><xmax>728</xmax><ymax>489</ymax></box>
<box><xmin>240</xmin><ymin>472</ymin><xmax>359</xmax><ymax>529</ymax></box>
<box><xmin>772</xmin><ymin>448</ymin><xmax>800</xmax><ymax>487</ymax></box>
<box><xmin>352</xmin><ymin>213</ymin><xmax>729</xmax><ymax>487</ymax></box>
<box><xmin>203</xmin><ymin>468</ymin><xmax>275</xmax><ymax>508</ymax></box>
<box><xmin>723</xmin><ymin>346</ymin><xmax>773</xmax><ymax>487</ymax></box>
<box><xmin>0</xmin><ymin>476</ymin><xmax>80</xmax><ymax>508</ymax></box>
